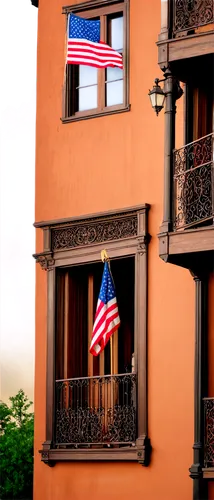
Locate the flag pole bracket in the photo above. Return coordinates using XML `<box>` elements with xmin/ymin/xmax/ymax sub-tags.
<box><xmin>101</xmin><ymin>249</ymin><xmax>109</xmax><ymax>262</ymax></box>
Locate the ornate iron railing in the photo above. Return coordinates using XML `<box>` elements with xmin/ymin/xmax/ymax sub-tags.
<box><xmin>173</xmin><ymin>133</ymin><xmax>214</xmax><ymax>230</ymax></box>
<box><xmin>173</xmin><ymin>0</ymin><xmax>214</xmax><ymax>35</ymax></box>
<box><xmin>204</xmin><ymin>398</ymin><xmax>214</xmax><ymax>467</ymax></box>
<box><xmin>55</xmin><ymin>373</ymin><xmax>137</xmax><ymax>447</ymax></box>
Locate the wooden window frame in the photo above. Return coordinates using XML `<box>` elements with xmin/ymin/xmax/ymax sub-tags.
<box><xmin>34</xmin><ymin>205</ymin><xmax>151</xmax><ymax>465</ymax></box>
<box><xmin>61</xmin><ymin>0</ymin><xmax>130</xmax><ymax>123</ymax></box>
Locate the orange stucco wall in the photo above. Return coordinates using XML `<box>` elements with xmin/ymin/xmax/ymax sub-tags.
<box><xmin>34</xmin><ymin>1</ymin><xmax>198</xmax><ymax>499</ymax></box>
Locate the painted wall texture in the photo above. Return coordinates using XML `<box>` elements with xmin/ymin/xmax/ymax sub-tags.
<box><xmin>34</xmin><ymin>1</ymin><xmax>213</xmax><ymax>499</ymax></box>
<box><xmin>0</xmin><ymin>88</ymin><xmax>35</xmax><ymax>401</ymax></box>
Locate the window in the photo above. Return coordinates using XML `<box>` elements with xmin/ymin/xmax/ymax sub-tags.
<box><xmin>62</xmin><ymin>0</ymin><xmax>129</xmax><ymax>121</ymax></box>
<box><xmin>34</xmin><ymin>205</ymin><xmax>150</xmax><ymax>464</ymax></box>
<box><xmin>55</xmin><ymin>258</ymin><xmax>135</xmax><ymax>447</ymax></box>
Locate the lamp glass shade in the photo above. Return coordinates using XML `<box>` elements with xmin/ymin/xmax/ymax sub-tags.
<box><xmin>149</xmin><ymin>91</ymin><xmax>157</xmax><ymax>108</ymax></box>
<box><xmin>156</xmin><ymin>91</ymin><xmax>165</xmax><ymax>108</ymax></box>
<box><xmin>148</xmin><ymin>81</ymin><xmax>165</xmax><ymax>115</ymax></box>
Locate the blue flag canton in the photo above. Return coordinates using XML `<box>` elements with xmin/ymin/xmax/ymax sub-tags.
<box><xmin>99</xmin><ymin>263</ymin><xmax>116</xmax><ymax>304</ymax></box>
<box><xmin>69</xmin><ymin>14</ymin><xmax>100</xmax><ymax>43</ymax></box>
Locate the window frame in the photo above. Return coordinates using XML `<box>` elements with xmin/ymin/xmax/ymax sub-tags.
<box><xmin>34</xmin><ymin>205</ymin><xmax>150</xmax><ymax>464</ymax></box>
<box><xmin>62</xmin><ymin>0</ymin><xmax>130</xmax><ymax>123</ymax></box>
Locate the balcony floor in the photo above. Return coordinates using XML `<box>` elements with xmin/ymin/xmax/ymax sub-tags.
<box><xmin>203</xmin><ymin>467</ymin><xmax>214</xmax><ymax>479</ymax></box>
<box><xmin>159</xmin><ymin>225</ymin><xmax>214</xmax><ymax>269</ymax></box>
<box><xmin>158</xmin><ymin>30</ymin><xmax>214</xmax><ymax>73</ymax></box>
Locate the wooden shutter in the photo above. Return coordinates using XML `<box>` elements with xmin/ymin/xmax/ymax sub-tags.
<box><xmin>55</xmin><ymin>271</ymin><xmax>65</xmax><ymax>380</ymax></box>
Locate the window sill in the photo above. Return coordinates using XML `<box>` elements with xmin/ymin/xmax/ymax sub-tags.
<box><xmin>61</xmin><ymin>104</ymin><xmax>131</xmax><ymax>123</ymax></box>
<box><xmin>40</xmin><ymin>436</ymin><xmax>151</xmax><ymax>466</ymax></box>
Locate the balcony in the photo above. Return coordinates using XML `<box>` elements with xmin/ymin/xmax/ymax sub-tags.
<box><xmin>158</xmin><ymin>0</ymin><xmax>214</xmax><ymax>68</ymax></box>
<box><xmin>203</xmin><ymin>397</ymin><xmax>214</xmax><ymax>478</ymax></box>
<box><xmin>159</xmin><ymin>133</ymin><xmax>214</xmax><ymax>265</ymax></box>
<box><xmin>55</xmin><ymin>373</ymin><xmax>136</xmax><ymax>449</ymax></box>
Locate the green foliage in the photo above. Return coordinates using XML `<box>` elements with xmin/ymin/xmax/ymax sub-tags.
<box><xmin>0</xmin><ymin>390</ymin><xmax>34</xmax><ymax>499</ymax></box>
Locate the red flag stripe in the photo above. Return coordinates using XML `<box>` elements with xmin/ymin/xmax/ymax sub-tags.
<box><xmin>93</xmin><ymin>297</ymin><xmax>116</xmax><ymax>327</ymax></box>
<box><xmin>92</xmin><ymin>303</ymin><xmax>119</xmax><ymax>339</ymax></box>
<box><xmin>90</xmin><ymin>317</ymin><xmax>120</xmax><ymax>356</ymax></box>
<box><xmin>93</xmin><ymin>299</ymin><xmax>117</xmax><ymax>333</ymax></box>
<box><xmin>90</xmin><ymin>261</ymin><xmax>120</xmax><ymax>356</ymax></box>
<box><xmin>92</xmin><ymin>309</ymin><xmax>118</xmax><ymax>350</ymax></box>
<box><xmin>90</xmin><ymin>304</ymin><xmax>120</xmax><ymax>352</ymax></box>
<box><xmin>67</xmin><ymin>51</ymin><xmax>122</xmax><ymax>62</ymax></box>
<box><xmin>67</xmin><ymin>40</ymin><xmax>122</xmax><ymax>54</ymax></box>
<box><xmin>67</xmin><ymin>56</ymin><xmax>122</xmax><ymax>66</ymax></box>
<box><xmin>67</xmin><ymin>38</ymin><xmax>123</xmax><ymax>69</ymax></box>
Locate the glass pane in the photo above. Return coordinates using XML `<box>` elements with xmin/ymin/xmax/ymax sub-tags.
<box><xmin>106</xmin><ymin>80</ymin><xmax>123</xmax><ymax>107</ymax></box>
<box><xmin>111</xmin><ymin>16</ymin><xmax>123</xmax><ymax>51</ymax></box>
<box><xmin>78</xmin><ymin>86</ymin><xmax>97</xmax><ymax>111</ymax></box>
<box><xmin>79</xmin><ymin>65</ymin><xmax>98</xmax><ymax>87</ymax></box>
<box><xmin>106</xmin><ymin>67</ymin><xmax>123</xmax><ymax>83</ymax></box>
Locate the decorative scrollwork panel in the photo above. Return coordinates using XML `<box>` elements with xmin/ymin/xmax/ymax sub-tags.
<box><xmin>52</xmin><ymin>215</ymin><xmax>138</xmax><ymax>250</ymax></box>
<box><xmin>55</xmin><ymin>373</ymin><xmax>137</xmax><ymax>447</ymax></box>
<box><xmin>173</xmin><ymin>133</ymin><xmax>214</xmax><ymax>230</ymax></box>
<box><xmin>174</xmin><ymin>0</ymin><xmax>214</xmax><ymax>34</ymax></box>
<box><xmin>204</xmin><ymin>398</ymin><xmax>214</xmax><ymax>467</ymax></box>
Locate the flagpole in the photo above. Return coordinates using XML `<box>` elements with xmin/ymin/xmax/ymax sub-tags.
<box><xmin>62</xmin><ymin>13</ymin><xmax>69</xmax><ymax>118</ymax></box>
<box><xmin>110</xmin><ymin>335</ymin><xmax>114</xmax><ymax>410</ymax></box>
<box><xmin>101</xmin><ymin>250</ymin><xmax>114</xmax><ymax>411</ymax></box>
<box><xmin>110</xmin><ymin>335</ymin><xmax>113</xmax><ymax>375</ymax></box>
<box><xmin>100</xmin><ymin>250</ymin><xmax>109</xmax><ymax>379</ymax></box>
<box><xmin>100</xmin><ymin>250</ymin><xmax>120</xmax><ymax>412</ymax></box>
<box><xmin>100</xmin><ymin>250</ymin><xmax>119</xmax><ymax>376</ymax></box>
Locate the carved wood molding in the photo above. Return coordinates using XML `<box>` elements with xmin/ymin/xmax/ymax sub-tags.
<box><xmin>34</xmin><ymin>205</ymin><xmax>150</xmax><ymax>270</ymax></box>
<box><xmin>52</xmin><ymin>214</ymin><xmax>138</xmax><ymax>251</ymax></box>
<box><xmin>39</xmin><ymin>443</ymin><xmax>148</xmax><ymax>464</ymax></box>
<box><xmin>33</xmin><ymin>252</ymin><xmax>55</xmax><ymax>272</ymax></box>
<box><xmin>40</xmin><ymin>450</ymin><xmax>54</xmax><ymax>467</ymax></box>
<box><xmin>136</xmin><ymin>435</ymin><xmax>151</xmax><ymax>465</ymax></box>
<box><xmin>62</xmin><ymin>0</ymin><xmax>126</xmax><ymax>15</ymax></box>
<box><xmin>40</xmin><ymin>434</ymin><xmax>151</xmax><ymax>465</ymax></box>
<box><xmin>137</xmin><ymin>234</ymin><xmax>151</xmax><ymax>255</ymax></box>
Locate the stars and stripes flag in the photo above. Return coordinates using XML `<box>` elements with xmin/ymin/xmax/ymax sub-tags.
<box><xmin>90</xmin><ymin>262</ymin><xmax>120</xmax><ymax>356</ymax></box>
<box><xmin>66</xmin><ymin>14</ymin><xmax>123</xmax><ymax>69</ymax></box>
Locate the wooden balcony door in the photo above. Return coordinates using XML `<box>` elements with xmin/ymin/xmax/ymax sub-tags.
<box><xmin>182</xmin><ymin>65</ymin><xmax>214</xmax><ymax>228</ymax></box>
<box><xmin>185</xmin><ymin>72</ymin><xmax>214</xmax><ymax>144</ymax></box>
<box><xmin>55</xmin><ymin>257</ymin><xmax>135</xmax><ymax>402</ymax></box>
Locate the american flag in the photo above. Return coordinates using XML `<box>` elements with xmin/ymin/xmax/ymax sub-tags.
<box><xmin>90</xmin><ymin>262</ymin><xmax>120</xmax><ymax>356</ymax></box>
<box><xmin>66</xmin><ymin>14</ymin><xmax>123</xmax><ymax>69</ymax></box>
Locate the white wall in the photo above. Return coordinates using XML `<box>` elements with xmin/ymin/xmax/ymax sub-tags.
<box><xmin>0</xmin><ymin>87</ymin><xmax>35</xmax><ymax>402</ymax></box>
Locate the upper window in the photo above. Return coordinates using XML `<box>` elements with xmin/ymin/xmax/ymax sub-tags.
<box><xmin>62</xmin><ymin>0</ymin><xmax>129</xmax><ymax>121</ymax></box>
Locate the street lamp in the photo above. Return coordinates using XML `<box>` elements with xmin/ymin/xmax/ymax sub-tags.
<box><xmin>148</xmin><ymin>78</ymin><xmax>165</xmax><ymax>116</ymax></box>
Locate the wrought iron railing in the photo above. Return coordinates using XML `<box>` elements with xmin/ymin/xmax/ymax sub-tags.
<box><xmin>173</xmin><ymin>0</ymin><xmax>214</xmax><ymax>35</ymax></box>
<box><xmin>55</xmin><ymin>373</ymin><xmax>137</xmax><ymax>447</ymax></box>
<box><xmin>204</xmin><ymin>397</ymin><xmax>214</xmax><ymax>467</ymax></box>
<box><xmin>173</xmin><ymin>133</ymin><xmax>214</xmax><ymax>230</ymax></box>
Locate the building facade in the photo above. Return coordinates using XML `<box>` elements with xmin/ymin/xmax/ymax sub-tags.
<box><xmin>32</xmin><ymin>0</ymin><xmax>214</xmax><ymax>499</ymax></box>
